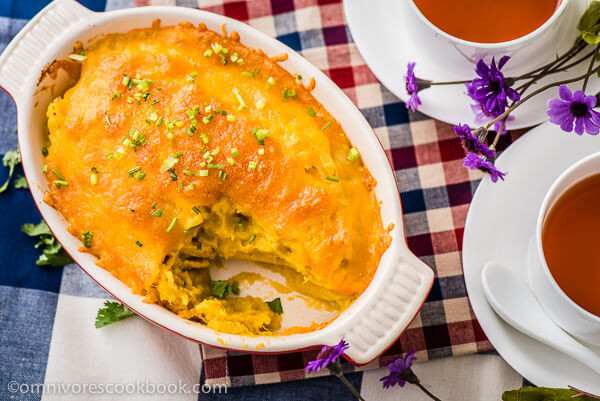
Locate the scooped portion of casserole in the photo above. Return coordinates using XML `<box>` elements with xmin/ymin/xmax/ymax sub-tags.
<box><xmin>43</xmin><ymin>21</ymin><xmax>391</xmax><ymax>335</ymax></box>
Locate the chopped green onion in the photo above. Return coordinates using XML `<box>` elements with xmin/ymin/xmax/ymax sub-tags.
<box><xmin>204</xmin><ymin>49</ymin><xmax>213</xmax><ymax>57</ymax></box>
<box><xmin>91</xmin><ymin>167</ymin><xmax>99</xmax><ymax>173</ymax></box>
<box><xmin>347</xmin><ymin>147</ymin><xmax>360</xmax><ymax>161</ymax></box>
<box><xmin>82</xmin><ymin>231</ymin><xmax>94</xmax><ymax>248</ymax></box>
<box><xmin>227</xmin><ymin>157</ymin><xmax>235</xmax><ymax>165</ymax></box>
<box><xmin>126</xmin><ymin>97</ymin><xmax>134</xmax><ymax>104</ymax></box>
<box><xmin>198</xmin><ymin>170</ymin><xmax>209</xmax><ymax>177</ymax></box>
<box><xmin>207</xmin><ymin>163</ymin><xmax>225</xmax><ymax>170</ymax></box>
<box><xmin>256</xmin><ymin>98</ymin><xmax>267</xmax><ymax>110</ymax></box>
<box><xmin>104</xmin><ymin>112</ymin><xmax>111</xmax><ymax>126</ymax></box>
<box><xmin>231</xmin><ymin>148</ymin><xmax>240</xmax><ymax>157</ymax></box>
<box><xmin>128</xmin><ymin>166</ymin><xmax>141</xmax><ymax>177</ymax></box>
<box><xmin>185</xmin><ymin>75</ymin><xmax>195</xmax><ymax>83</ymax></box>
<box><xmin>41</xmin><ymin>164</ymin><xmax>47</xmax><ymax>173</ymax></box>
<box><xmin>68</xmin><ymin>53</ymin><xmax>87</xmax><ymax>62</ymax></box>
<box><xmin>322</xmin><ymin>119</ymin><xmax>334</xmax><ymax>130</ymax></box>
<box><xmin>226</xmin><ymin>115</ymin><xmax>236</xmax><ymax>122</ymax></box>
<box><xmin>211</xmin><ymin>146</ymin><xmax>220</xmax><ymax>156</ymax></box>
<box><xmin>248</xmin><ymin>161</ymin><xmax>257</xmax><ymax>170</ymax></box>
<box><xmin>135</xmin><ymin>241</ymin><xmax>143</xmax><ymax>247</ymax></box>
<box><xmin>150</xmin><ymin>209</ymin><xmax>163</xmax><ymax>217</ymax></box>
<box><xmin>111</xmin><ymin>92</ymin><xmax>122</xmax><ymax>101</ymax></box>
<box><xmin>142</xmin><ymin>92</ymin><xmax>150</xmax><ymax>101</ymax></box>
<box><xmin>135</xmin><ymin>171</ymin><xmax>146</xmax><ymax>181</ymax></box>
<box><xmin>200</xmin><ymin>133</ymin><xmax>210</xmax><ymax>144</ymax></box>
<box><xmin>156</xmin><ymin>117</ymin><xmax>163</xmax><ymax>127</ymax></box>
<box><xmin>54</xmin><ymin>180</ymin><xmax>69</xmax><ymax>188</ymax></box>
<box><xmin>149</xmin><ymin>112</ymin><xmax>158</xmax><ymax>121</ymax></box>
<box><xmin>187</xmin><ymin>126</ymin><xmax>196</xmax><ymax>136</ymax></box>
<box><xmin>306</xmin><ymin>107</ymin><xmax>316</xmax><ymax>117</ymax></box>
<box><xmin>150</xmin><ymin>100</ymin><xmax>159</xmax><ymax>105</ymax></box>
<box><xmin>283</xmin><ymin>88</ymin><xmax>297</xmax><ymax>99</ymax></box>
<box><xmin>218</xmin><ymin>171</ymin><xmax>227</xmax><ymax>181</ymax></box>
<box><xmin>202</xmin><ymin>115</ymin><xmax>214</xmax><ymax>124</ymax></box>
<box><xmin>265</xmin><ymin>76</ymin><xmax>275</xmax><ymax>89</ymax></box>
<box><xmin>252</xmin><ymin>128</ymin><xmax>269</xmax><ymax>145</ymax></box>
<box><xmin>172</xmin><ymin>151</ymin><xmax>183</xmax><ymax>158</ymax></box>
<box><xmin>178</xmin><ymin>183</ymin><xmax>183</xmax><ymax>190</ymax></box>
<box><xmin>242</xmin><ymin>71</ymin><xmax>255</xmax><ymax>79</ymax></box>
<box><xmin>191</xmin><ymin>71</ymin><xmax>198</xmax><ymax>78</ymax></box>
<box><xmin>51</xmin><ymin>169</ymin><xmax>65</xmax><ymax>180</ymax></box>
<box><xmin>90</xmin><ymin>173</ymin><xmax>98</xmax><ymax>185</ymax></box>
<box><xmin>166</xmin><ymin>217</ymin><xmax>178</xmax><ymax>232</ymax></box>
<box><xmin>42</xmin><ymin>147</ymin><xmax>48</xmax><ymax>157</ymax></box>
<box><xmin>185</xmin><ymin>184</ymin><xmax>195</xmax><ymax>191</ymax></box>
<box><xmin>247</xmin><ymin>234</ymin><xmax>256</xmax><ymax>244</ymax></box>
<box><xmin>183</xmin><ymin>169</ymin><xmax>194</xmax><ymax>176</ymax></box>
<box><xmin>233</xmin><ymin>88</ymin><xmax>247</xmax><ymax>111</ymax></box>
<box><xmin>258</xmin><ymin>148</ymin><xmax>265</xmax><ymax>155</ymax></box>
<box><xmin>326</xmin><ymin>175</ymin><xmax>340</xmax><ymax>182</ymax></box>
<box><xmin>237</xmin><ymin>220</ymin><xmax>245</xmax><ymax>232</ymax></box>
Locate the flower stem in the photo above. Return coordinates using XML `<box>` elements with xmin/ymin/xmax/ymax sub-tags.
<box><xmin>485</xmin><ymin>63</ymin><xmax>600</xmax><ymax>129</ymax></box>
<box><xmin>334</xmin><ymin>371</ymin><xmax>365</xmax><ymax>401</ymax></box>
<box><xmin>491</xmin><ymin>118</ymin><xmax>507</xmax><ymax>149</ymax></box>
<box><xmin>430</xmin><ymin>80</ymin><xmax>470</xmax><ymax>86</ymax></box>
<box><xmin>415</xmin><ymin>381</ymin><xmax>442</xmax><ymax>401</ymax></box>
<box><xmin>582</xmin><ymin>45</ymin><xmax>599</xmax><ymax>92</ymax></box>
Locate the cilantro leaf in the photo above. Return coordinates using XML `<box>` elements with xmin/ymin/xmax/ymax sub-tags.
<box><xmin>22</xmin><ymin>220</ymin><xmax>73</xmax><ymax>267</ymax></box>
<box><xmin>231</xmin><ymin>281</ymin><xmax>240</xmax><ymax>295</ymax></box>
<box><xmin>209</xmin><ymin>280</ymin><xmax>231</xmax><ymax>299</ymax></box>
<box><xmin>266</xmin><ymin>297</ymin><xmax>283</xmax><ymax>314</ymax></box>
<box><xmin>95</xmin><ymin>301</ymin><xmax>136</xmax><ymax>328</ymax></box>
<box><xmin>22</xmin><ymin>220</ymin><xmax>51</xmax><ymax>236</ymax></box>
<box><xmin>0</xmin><ymin>149</ymin><xmax>21</xmax><ymax>193</ymax></box>
<box><xmin>13</xmin><ymin>175</ymin><xmax>28</xmax><ymax>189</ymax></box>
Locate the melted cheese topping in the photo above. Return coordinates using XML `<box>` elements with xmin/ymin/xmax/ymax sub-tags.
<box><xmin>44</xmin><ymin>21</ymin><xmax>391</xmax><ymax>335</ymax></box>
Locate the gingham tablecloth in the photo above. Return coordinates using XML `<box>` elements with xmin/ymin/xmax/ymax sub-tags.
<box><xmin>0</xmin><ymin>1</ymin><xmax>526</xmax><ymax>400</ymax></box>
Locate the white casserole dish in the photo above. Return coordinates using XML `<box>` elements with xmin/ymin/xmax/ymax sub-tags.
<box><xmin>0</xmin><ymin>0</ymin><xmax>434</xmax><ymax>364</ymax></box>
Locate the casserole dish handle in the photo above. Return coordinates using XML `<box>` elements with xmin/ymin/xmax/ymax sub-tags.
<box><xmin>0</xmin><ymin>0</ymin><xmax>91</xmax><ymax>99</ymax></box>
<box><xmin>340</xmin><ymin>251</ymin><xmax>434</xmax><ymax>365</ymax></box>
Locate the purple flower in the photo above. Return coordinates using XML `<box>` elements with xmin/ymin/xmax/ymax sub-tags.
<box><xmin>405</xmin><ymin>62</ymin><xmax>431</xmax><ymax>112</ymax></box>
<box><xmin>463</xmin><ymin>153</ymin><xmax>506</xmax><ymax>183</ymax></box>
<box><xmin>380</xmin><ymin>350</ymin><xmax>417</xmax><ymax>389</ymax></box>
<box><xmin>306</xmin><ymin>339</ymin><xmax>349</xmax><ymax>373</ymax></box>
<box><xmin>466</xmin><ymin>56</ymin><xmax>520</xmax><ymax>119</ymax></box>
<box><xmin>453</xmin><ymin>124</ymin><xmax>495</xmax><ymax>159</ymax></box>
<box><xmin>547</xmin><ymin>85</ymin><xmax>600</xmax><ymax>135</ymax></box>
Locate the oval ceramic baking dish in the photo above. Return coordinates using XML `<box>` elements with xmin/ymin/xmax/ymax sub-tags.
<box><xmin>0</xmin><ymin>0</ymin><xmax>434</xmax><ymax>364</ymax></box>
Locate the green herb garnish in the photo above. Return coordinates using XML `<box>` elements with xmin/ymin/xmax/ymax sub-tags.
<box><xmin>22</xmin><ymin>220</ymin><xmax>73</xmax><ymax>267</ymax></box>
<box><xmin>13</xmin><ymin>175</ymin><xmax>28</xmax><ymax>189</ymax></box>
<box><xmin>0</xmin><ymin>149</ymin><xmax>21</xmax><ymax>194</ymax></box>
<box><xmin>209</xmin><ymin>280</ymin><xmax>240</xmax><ymax>299</ymax></box>
<box><xmin>95</xmin><ymin>301</ymin><xmax>136</xmax><ymax>328</ymax></box>
<box><xmin>266</xmin><ymin>298</ymin><xmax>283</xmax><ymax>314</ymax></box>
<box><xmin>82</xmin><ymin>231</ymin><xmax>94</xmax><ymax>248</ymax></box>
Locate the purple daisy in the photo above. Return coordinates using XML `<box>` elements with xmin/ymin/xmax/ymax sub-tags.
<box><xmin>453</xmin><ymin>124</ymin><xmax>495</xmax><ymax>159</ymax></box>
<box><xmin>380</xmin><ymin>350</ymin><xmax>417</xmax><ymax>389</ymax></box>
<box><xmin>463</xmin><ymin>153</ymin><xmax>506</xmax><ymax>183</ymax></box>
<box><xmin>306</xmin><ymin>339</ymin><xmax>349</xmax><ymax>373</ymax></box>
<box><xmin>466</xmin><ymin>56</ymin><xmax>520</xmax><ymax>119</ymax></box>
<box><xmin>405</xmin><ymin>62</ymin><xmax>431</xmax><ymax>112</ymax></box>
<box><xmin>547</xmin><ymin>85</ymin><xmax>600</xmax><ymax>135</ymax></box>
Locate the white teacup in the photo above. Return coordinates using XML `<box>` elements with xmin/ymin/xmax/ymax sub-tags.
<box><xmin>404</xmin><ymin>0</ymin><xmax>581</xmax><ymax>76</ymax></box>
<box><xmin>528</xmin><ymin>152</ymin><xmax>600</xmax><ymax>346</ymax></box>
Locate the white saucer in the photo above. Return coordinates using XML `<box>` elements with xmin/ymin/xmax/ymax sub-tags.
<box><xmin>463</xmin><ymin>121</ymin><xmax>600</xmax><ymax>392</ymax></box>
<box><xmin>344</xmin><ymin>0</ymin><xmax>598</xmax><ymax>129</ymax></box>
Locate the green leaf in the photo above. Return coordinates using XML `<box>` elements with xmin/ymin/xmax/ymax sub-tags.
<box><xmin>266</xmin><ymin>297</ymin><xmax>283</xmax><ymax>314</ymax></box>
<box><xmin>13</xmin><ymin>175</ymin><xmax>28</xmax><ymax>189</ymax></box>
<box><xmin>582</xmin><ymin>31</ymin><xmax>600</xmax><ymax>44</ymax></box>
<box><xmin>231</xmin><ymin>281</ymin><xmax>240</xmax><ymax>295</ymax></box>
<box><xmin>95</xmin><ymin>301</ymin><xmax>136</xmax><ymax>328</ymax></box>
<box><xmin>22</xmin><ymin>221</ymin><xmax>51</xmax><ymax>236</ymax></box>
<box><xmin>578</xmin><ymin>1</ymin><xmax>600</xmax><ymax>32</ymax></box>
<box><xmin>209</xmin><ymin>280</ymin><xmax>231</xmax><ymax>299</ymax></box>
<box><xmin>0</xmin><ymin>149</ymin><xmax>21</xmax><ymax>193</ymax></box>
<box><xmin>503</xmin><ymin>387</ymin><xmax>596</xmax><ymax>401</ymax></box>
<box><xmin>22</xmin><ymin>220</ymin><xmax>73</xmax><ymax>267</ymax></box>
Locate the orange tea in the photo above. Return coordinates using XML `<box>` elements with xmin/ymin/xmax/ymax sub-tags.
<box><xmin>413</xmin><ymin>0</ymin><xmax>561</xmax><ymax>43</ymax></box>
<box><xmin>542</xmin><ymin>173</ymin><xmax>600</xmax><ymax>317</ymax></box>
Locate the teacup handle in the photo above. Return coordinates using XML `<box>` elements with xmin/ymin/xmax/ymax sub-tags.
<box><xmin>334</xmin><ymin>250</ymin><xmax>434</xmax><ymax>365</ymax></box>
<box><xmin>0</xmin><ymin>0</ymin><xmax>92</xmax><ymax>98</ymax></box>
